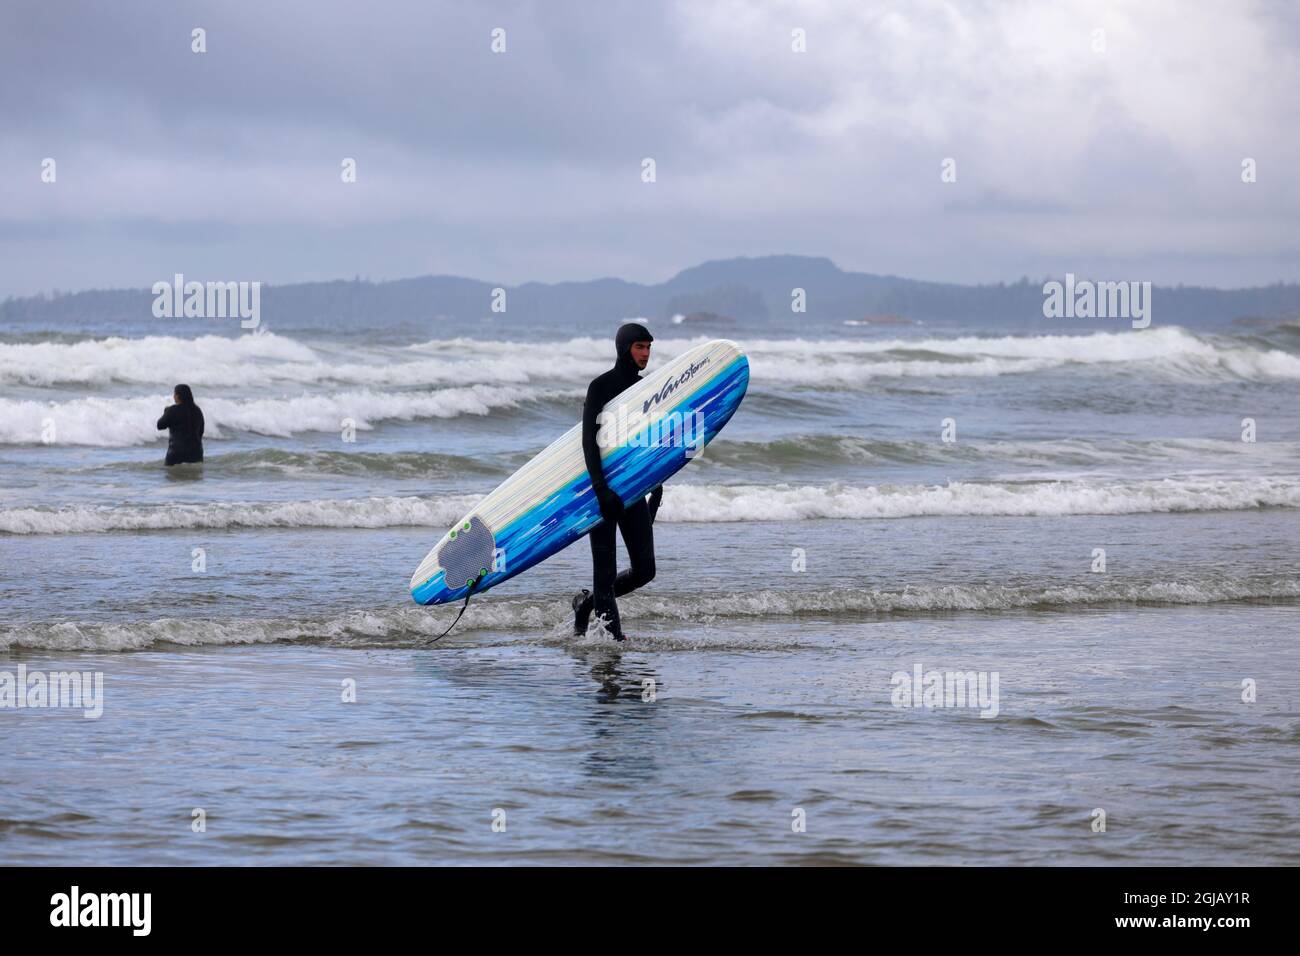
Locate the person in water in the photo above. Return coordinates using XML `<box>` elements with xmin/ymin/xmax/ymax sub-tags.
<box><xmin>572</xmin><ymin>322</ymin><xmax>663</xmax><ymax>641</ymax></box>
<box><xmin>156</xmin><ymin>384</ymin><xmax>204</xmax><ymax>466</ymax></box>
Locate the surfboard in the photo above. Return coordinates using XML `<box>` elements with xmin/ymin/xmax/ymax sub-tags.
<box><xmin>410</xmin><ymin>339</ymin><xmax>750</xmax><ymax>605</ymax></box>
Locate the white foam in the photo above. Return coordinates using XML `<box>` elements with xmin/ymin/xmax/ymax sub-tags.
<box><xmin>737</xmin><ymin>327</ymin><xmax>1300</xmax><ymax>383</ymax></box>
<box><xmin>3</xmin><ymin>477</ymin><xmax>1295</xmax><ymax>534</ymax></box>
<box><xmin>0</xmin><ymin>494</ymin><xmax>483</xmax><ymax>534</ymax></box>
<box><xmin>3</xmin><ymin>575</ymin><xmax>1296</xmax><ymax>651</ymax></box>
<box><xmin>0</xmin><ymin>331</ymin><xmax>606</xmax><ymax>389</ymax></box>
<box><xmin>657</xmin><ymin>477</ymin><xmax>1300</xmax><ymax>520</ymax></box>
<box><xmin>6</xmin><ymin>327</ymin><xmax>1298</xmax><ymax>395</ymax></box>
<box><xmin>0</xmin><ymin>331</ymin><xmax>316</xmax><ymax>387</ymax></box>
<box><xmin>0</xmin><ymin>385</ymin><xmax>574</xmax><ymax>446</ymax></box>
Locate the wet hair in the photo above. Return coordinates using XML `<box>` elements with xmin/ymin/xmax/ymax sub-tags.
<box><xmin>173</xmin><ymin>384</ymin><xmax>195</xmax><ymax>404</ymax></box>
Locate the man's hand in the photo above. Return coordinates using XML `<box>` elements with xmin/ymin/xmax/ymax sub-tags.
<box><xmin>647</xmin><ymin>485</ymin><xmax>663</xmax><ymax>523</ymax></box>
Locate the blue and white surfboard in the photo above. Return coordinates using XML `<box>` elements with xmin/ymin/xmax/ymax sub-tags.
<box><xmin>410</xmin><ymin>339</ymin><xmax>750</xmax><ymax>605</ymax></box>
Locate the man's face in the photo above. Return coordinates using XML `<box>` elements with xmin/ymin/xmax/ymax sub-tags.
<box><xmin>630</xmin><ymin>341</ymin><xmax>652</xmax><ymax>369</ymax></box>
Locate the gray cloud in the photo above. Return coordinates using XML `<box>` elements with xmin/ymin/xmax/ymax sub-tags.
<box><xmin>1</xmin><ymin>0</ymin><xmax>1297</xmax><ymax>297</ymax></box>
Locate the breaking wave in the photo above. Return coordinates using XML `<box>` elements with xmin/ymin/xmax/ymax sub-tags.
<box><xmin>4</xmin><ymin>575</ymin><xmax>1296</xmax><ymax>651</ymax></box>
<box><xmin>4</xmin><ymin>477</ymin><xmax>1297</xmax><ymax>534</ymax></box>
<box><xmin>4</xmin><ymin>327</ymin><xmax>1298</xmax><ymax>396</ymax></box>
<box><xmin>0</xmin><ymin>385</ymin><xmax>576</xmax><ymax>446</ymax></box>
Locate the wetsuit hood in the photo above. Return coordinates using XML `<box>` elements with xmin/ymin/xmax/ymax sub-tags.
<box><xmin>614</xmin><ymin>322</ymin><xmax>653</xmax><ymax>377</ymax></box>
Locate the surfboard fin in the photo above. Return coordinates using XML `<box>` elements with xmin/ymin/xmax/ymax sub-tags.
<box><xmin>437</xmin><ymin>516</ymin><xmax>496</xmax><ymax>589</ymax></box>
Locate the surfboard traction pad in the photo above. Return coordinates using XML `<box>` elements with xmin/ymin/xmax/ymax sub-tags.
<box><xmin>437</xmin><ymin>515</ymin><xmax>496</xmax><ymax>588</ymax></box>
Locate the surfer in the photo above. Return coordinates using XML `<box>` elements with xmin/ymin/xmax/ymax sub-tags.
<box><xmin>156</xmin><ymin>384</ymin><xmax>205</xmax><ymax>466</ymax></box>
<box><xmin>572</xmin><ymin>322</ymin><xmax>663</xmax><ymax>641</ymax></box>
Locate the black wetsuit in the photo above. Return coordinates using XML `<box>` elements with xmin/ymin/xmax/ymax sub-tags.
<box><xmin>157</xmin><ymin>402</ymin><xmax>205</xmax><ymax>465</ymax></box>
<box><xmin>575</xmin><ymin>323</ymin><xmax>663</xmax><ymax>639</ymax></box>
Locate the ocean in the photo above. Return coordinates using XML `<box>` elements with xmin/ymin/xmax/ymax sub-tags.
<box><xmin>2</xmin><ymin>313</ymin><xmax>1298</xmax><ymax>865</ymax></box>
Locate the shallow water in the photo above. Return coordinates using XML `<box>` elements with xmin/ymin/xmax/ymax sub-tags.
<box><xmin>3</xmin><ymin>603</ymin><xmax>1296</xmax><ymax>865</ymax></box>
<box><xmin>2</xmin><ymin>319</ymin><xmax>1298</xmax><ymax>864</ymax></box>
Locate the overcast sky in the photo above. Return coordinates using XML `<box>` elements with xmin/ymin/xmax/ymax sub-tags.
<box><xmin>1</xmin><ymin>0</ymin><xmax>1297</xmax><ymax>298</ymax></box>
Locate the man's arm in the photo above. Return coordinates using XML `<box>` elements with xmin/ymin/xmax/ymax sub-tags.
<box><xmin>156</xmin><ymin>405</ymin><xmax>173</xmax><ymax>430</ymax></box>
<box><xmin>582</xmin><ymin>377</ymin><xmax>623</xmax><ymax>521</ymax></box>
<box><xmin>581</xmin><ymin>379</ymin><xmax>608</xmax><ymax>495</ymax></box>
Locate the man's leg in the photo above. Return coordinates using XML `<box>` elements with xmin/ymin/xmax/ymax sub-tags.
<box><xmin>613</xmin><ymin>498</ymin><xmax>656</xmax><ymax>597</ymax></box>
<box><xmin>583</xmin><ymin>514</ymin><xmax>622</xmax><ymax>638</ymax></box>
<box><xmin>575</xmin><ymin>498</ymin><xmax>656</xmax><ymax>638</ymax></box>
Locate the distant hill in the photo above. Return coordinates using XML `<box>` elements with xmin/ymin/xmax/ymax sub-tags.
<box><xmin>3</xmin><ymin>256</ymin><xmax>1297</xmax><ymax>330</ymax></box>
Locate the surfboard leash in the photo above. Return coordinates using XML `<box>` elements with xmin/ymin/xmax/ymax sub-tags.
<box><xmin>424</xmin><ymin>569</ymin><xmax>488</xmax><ymax>645</ymax></box>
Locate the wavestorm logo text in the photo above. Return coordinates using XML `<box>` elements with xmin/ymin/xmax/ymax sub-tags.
<box><xmin>641</xmin><ymin>356</ymin><xmax>711</xmax><ymax>414</ymax></box>
<box><xmin>0</xmin><ymin>665</ymin><xmax>104</xmax><ymax>718</ymax></box>
<box><xmin>152</xmin><ymin>273</ymin><xmax>261</xmax><ymax>328</ymax></box>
